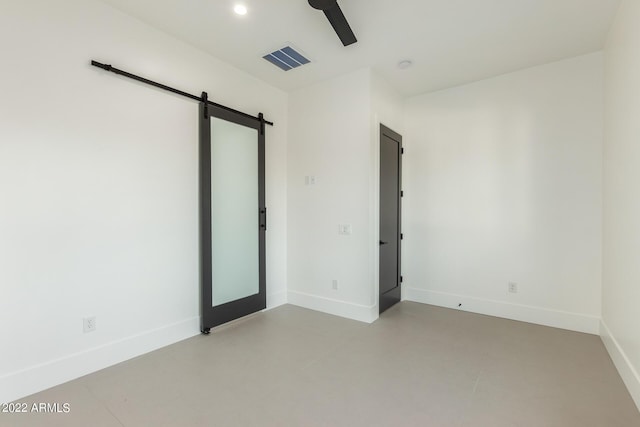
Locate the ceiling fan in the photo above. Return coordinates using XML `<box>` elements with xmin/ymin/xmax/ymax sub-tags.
<box><xmin>308</xmin><ymin>0</ymin><xmax>358</xmax><ymax>46</ymax></box>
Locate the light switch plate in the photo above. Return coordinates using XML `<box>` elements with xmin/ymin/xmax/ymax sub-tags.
<box><xmin>338</xmin><ymin>224</ymin><xmax>352</xmax><ymax>235</ymax></box>
<box><xmin>83</xmin><ymin>316</ymin><xmax>96</xmax><ymax>333</ymax></box>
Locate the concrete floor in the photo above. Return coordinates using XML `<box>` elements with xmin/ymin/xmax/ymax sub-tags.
<box><xmin>1</xmin><ymin>302</ymin><xmax>639</xmax><ymax>426</ymax></box>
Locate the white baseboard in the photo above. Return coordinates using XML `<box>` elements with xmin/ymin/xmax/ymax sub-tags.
<box><xmin>600</xmin><ymin>320</ymin><xmax>640</xmax><ymax>411</ymax></box>
<box><xmin>405</xmin><ymin>287</ymin><xmax>600</xmax><ymax>334</ymax></box>
<box><xmin>287</xmin><ymin>291</ymin><xmax>378</xmax><ymax>323</ymax></box>
<box><xmin>0</xmin><ymin>317</ymin><xmax>200</xmax><ymax>404</ymax></box>
<box><xmin>266</xmin><ymin>291</ymin><xmax>287</xmax><ymax>310</ymax></box>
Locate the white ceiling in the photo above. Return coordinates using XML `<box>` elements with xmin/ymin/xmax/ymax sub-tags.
<box><xmin>99</xmin><ymin>0</ymin><xmax>621</xmax><ymax>97</ymax></box>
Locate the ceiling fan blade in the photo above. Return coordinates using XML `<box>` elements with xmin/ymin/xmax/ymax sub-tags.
<box><xmin>323</xmin><ymin>3</ymin><xmax>357</xmax><ymax>46</ymax></box>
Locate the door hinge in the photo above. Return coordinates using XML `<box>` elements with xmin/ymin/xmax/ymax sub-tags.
<box><xmin>400</xmin><ymin>276</ymin><xmax>404</xmax><ymax>283</ymax></box>
<box><xmin>401</xmin><ymin>233</ymin><xmax>404</xmax><ymax>240</ymax></box>
<box><xmin>401</xmin><ymin>147</ymin><xmax>404</xmax><ymax>154</ymax></box>
<box><xmin>401</xmin><ymin>191</ymin><xmax>404</xmax><ymax>197</ymax></box>
<box><xmin>260</xmin><ymin>207</ymin><xmax>267</xmax><ymax>231</ymax></box>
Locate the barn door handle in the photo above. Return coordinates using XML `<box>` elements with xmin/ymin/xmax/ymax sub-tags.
<box><xmin>260</xmin><ymin>208</ymin><xmax>267</xmax><ymax>230</ymax></box>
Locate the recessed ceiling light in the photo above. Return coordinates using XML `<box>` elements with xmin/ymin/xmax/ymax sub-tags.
<box><xmin>397</xmin><ymin>60</ymin><xmax>413</xmax><ymax>70</ymax></box>
<box><xmin>234</xmin><ymin>4</ymin><xmax>248</xmax><ymax>15</ymax></box>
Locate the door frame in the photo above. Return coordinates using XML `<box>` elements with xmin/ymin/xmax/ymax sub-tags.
<box><xmin>378</xmin><ymin>124</ymin><xmax>402</xmax><ymax>314</ymax></box>
<box><xmin>199</xmin><ymin>102</ymin><xmax>266</xmax><ymax>333</ymax></box>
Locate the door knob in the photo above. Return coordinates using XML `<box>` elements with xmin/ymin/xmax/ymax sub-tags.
<box><xmin>379</xmin><ymin>240</ymin><xmax>388</xmax><ymax>245</ymax></box>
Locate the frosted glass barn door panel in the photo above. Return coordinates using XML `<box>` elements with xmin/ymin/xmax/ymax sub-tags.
<box><xmin>210</xmin><ymin>117</ymin><xmax>259</xmax><ymax>307</ymax></box>
<box><xmin>199</xmin><ymin>101</ymin><xmax>266</xmax><ymax>333</ymax></box>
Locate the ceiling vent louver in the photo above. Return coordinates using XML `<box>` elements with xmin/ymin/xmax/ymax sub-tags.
<box><xmin>263</xmin><ymin>46</ymin><xmax>310</xmax><ymax>71</ymax></box>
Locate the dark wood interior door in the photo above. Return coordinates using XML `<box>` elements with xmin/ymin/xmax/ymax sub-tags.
<box><xmin>379</xmin><ymin>124</ymin><xmax>402</xmax><ymax>314</ymax></box>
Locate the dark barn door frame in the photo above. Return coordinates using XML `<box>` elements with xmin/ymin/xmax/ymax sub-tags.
<box><xmin>199</xmin><ymin>102</ymin><xmax>267</xmax><ymax>333</ymax></box>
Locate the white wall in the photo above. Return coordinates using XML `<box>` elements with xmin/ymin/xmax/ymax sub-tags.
<box><xmin>370</xmin><ymin>73</ymin><xmax>404</xmax><ymax>302</ymax></box>
<box><xmin>287</xmin><ymin>69</ymin><xmax>376</xmax><ymax>322</ymax></box>
<box><xmin>602</xmin><ymin>0</ymin><xmax>640</xmax><ymax>409</ymax></box>
<box><xmin>372</xmin><ymin>73</ymin><xmax>404</xmax><ymax>133</ymax></box>
<box><xmin>286</xmin><ymin>68</ymin><xmax>403</xmax><ymax>322</ymax></box>
<box><xmin>0</xmin><ymin>0</ymin><xmax>287</xmax><ymax>403</ymax></box>
<box><xmin>403</xmin><ymin>53</ymin><xmax>604</xmax><ymax>334</ymax></box>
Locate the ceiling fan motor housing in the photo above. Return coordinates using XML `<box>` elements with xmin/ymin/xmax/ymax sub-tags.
<box><xmin>308</xmin><ymin>0</ymin><xmax>337</xmax><ymax>11</ymax></box>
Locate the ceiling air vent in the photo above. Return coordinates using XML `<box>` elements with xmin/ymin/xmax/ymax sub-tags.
<box><xmin>263</xmin><ymin>46</ymin><xmax>310</xmax><ymax>71</ymax></box>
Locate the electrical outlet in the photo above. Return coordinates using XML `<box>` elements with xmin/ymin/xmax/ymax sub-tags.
<box><xmin>508</xmin><ymin>282</ymin><xmax>518</xmax><ymax>293</ymax></box>
<box><xmin>305</xmin><ymin>175</ymin><xmax>317</xmax><ymax>185</ymax></box>
<box><xmin>83</xmin><ymin>316</ymin><xmax>96</xmax><ymax>333</ymax></box>
<box><xmin>332</xmin><ymin>279</ymin><xmax>338</xmax><ymax>290</ymax></box>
